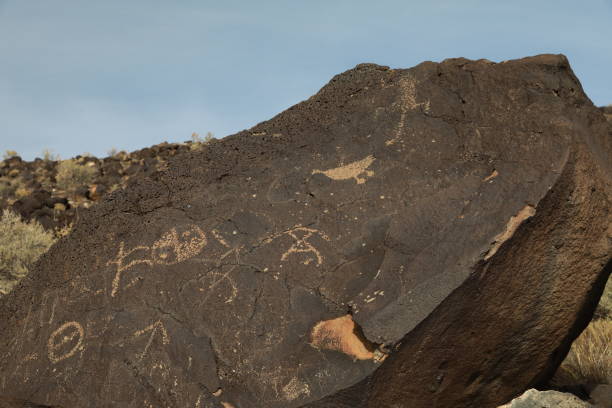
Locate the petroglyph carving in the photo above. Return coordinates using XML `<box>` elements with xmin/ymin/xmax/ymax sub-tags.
<box><xmin>398</xmin><ymin>76</ymin><xmax>431</xmax><ymax>112</ymax></box>
<box><xmin>280</xmin><ymin>227</ymin><xmax>331</xmax><ymax>266</ymax></box>
<box><xmin>48</xmin><ymin>321</ymin><xmax>85</xmax><ymax>364</ymax></box>
<box><xmin>38</xmin><ymin>293</ymin><xmax>58</xmax><ymax>327</ymax></box>
<box><xmin>211</xmin><ymin>229</ymin><xmax>230</xmax><ymax>248</ymax></box>
<box><xmin>312</xmin><ymin>155</ymin><xmax>375</xmax><ymax>184</ymax></box>
<box><xmin>133</xmin><ymin>320</ymin><xmax>170</xmax><ymax>361</ymax></box>
<box><xmin>151</xmin><ymin>226</ymin><xmax>207</xmax><ymax>264</ymax></box>
<box><xmin>109</xmin><ymin>225</ymin><xmax>207</xmax><ymax>297</ymax></box>
<box><xmin>179</xmin><ymin>234</ymin><xmax>243</xmax><ymax>303</ymax></box>
<box><xmin>483</xmin><ymin>169</ymin><xmax>499</xmax><ymax>182</ymax></box>
<box><xmin>282</xmin><ymin>377</ymin><xmax>311</xmax><ymax>401</ymax></box>
<box><xmin>204</xmin><ymin>269</ymin><xmax>239</xmax><ymax>304</ymax></box>
<box><xmin>386</xmin><ymin>76</ymin><xmax>431</xmax><ymax>146</ymax></box>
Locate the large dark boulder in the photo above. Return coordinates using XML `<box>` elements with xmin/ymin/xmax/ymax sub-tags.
<box><xmin>0</xmin><ymin>54</ymin><xmax>610</xmax><ymax>408</ymax></box>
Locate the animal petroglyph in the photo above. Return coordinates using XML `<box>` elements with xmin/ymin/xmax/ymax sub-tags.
<box><xmin>151</xmin><ymin>226</ymin><xmax>208</xmax><ymax>264</ymax></box>
<box><xmin>280</xmin><ymin>227</ymin><xmax>331</xmax><ymax>266</ymax></box>
<box><xmin>133</xmin><ymin>320</ymin><xmax>170</xmax><ymax>361</ymax></box>
<box><xmin>312</xmin><ymin>155</ymin><xmax>375</xmax><ymax>184</ymax></box>
<box><xmin>386</xmin><ymin>76</ymin><xmax>431</xmax><ymax>146</ymax></box>
<box><xmin>109</xmin><ymin>225</ymin><xmax>207</xmax><ymax>297</ymax></box>
<box><xmin>48</xmin><ymin>321</ymin><xmax>85</xmax><ymax>364</ymax></box>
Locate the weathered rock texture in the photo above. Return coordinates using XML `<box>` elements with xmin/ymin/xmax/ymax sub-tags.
<box><xmin>0</xmin><ymin>54</ymin><xmax>611</xmax><ymax>408</ymax></box>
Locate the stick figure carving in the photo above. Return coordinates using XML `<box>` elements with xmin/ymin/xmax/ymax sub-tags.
<box><xmin>280</xmin><ymin>227</ymin><xmax>331</xmax><ymax>266</ymax></box>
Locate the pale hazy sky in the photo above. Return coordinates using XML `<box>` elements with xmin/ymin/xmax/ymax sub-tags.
<box><xmin>1</xmin><ymin>0</ymin><xmax>611</xmax><ymax>160</ymax></box>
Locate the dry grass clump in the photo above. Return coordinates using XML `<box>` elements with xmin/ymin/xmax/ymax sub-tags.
<box><xmin>0</xmin><ymin>176</ymin><xmax>28</xmax><ymax>205</ymax></box>
<box><xmin>2</xmin><ymin>150</ymin><xmax>18</xmax><ymax>159</ymax></box>
<box><xmin>55</xmin><ymin>159</ymin><xmax>97</xmax><ymax>192</ymax></box>
<box><xmin>0</xmin><ymin>209</ymin><xmax>56</xmax><ymax>295</ymax></box>
<box><xmin>189</xmin><ymin>132</ymin><xmax>214</xmax><ymax>150</ymax></box>
<box><xmin>552</xmin><ymin>319</ymin><xmax>611</xmax><ymax>386</ymax></box>
<box><xmin>593</xmin><ymin>277</ymin><xmax>612</xmax><ymax>320</ymax></box>
<box><xmin>40</xmin><ymin>148</ymin><xmax>60</xmax><ymax>162</ymax></box>
<box><xmin>0</xmin><ymin>177</ymin><xmax>18</xmax><ymax>199</ymax></box>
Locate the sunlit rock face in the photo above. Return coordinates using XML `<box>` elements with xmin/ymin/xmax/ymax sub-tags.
<box><xmin>0</xmin><ymin>54</ymin><xmax>611</xmax><ymax>408</ymax></box>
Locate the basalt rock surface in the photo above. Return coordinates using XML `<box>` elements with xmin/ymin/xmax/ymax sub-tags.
<box><xmin>0</xmin><ymin>54</ymin><xmax>611</xmax><ymax>408</ymax></box>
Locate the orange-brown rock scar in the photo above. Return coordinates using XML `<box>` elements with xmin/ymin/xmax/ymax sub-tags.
<box><xmin>310</xmin><ymin>314</ymin><xmax>378</xmax><ymax>361</ymax></box>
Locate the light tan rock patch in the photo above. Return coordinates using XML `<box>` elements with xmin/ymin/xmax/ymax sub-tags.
<box><xmin>485</xmin><ymin>205</ymin><xmax>536</xmax><ymax>261</ymax></box>
<box><xmin>310</xmin><ymin>314</ymin><xmax>376</xmax><ymax>360</ymax></box>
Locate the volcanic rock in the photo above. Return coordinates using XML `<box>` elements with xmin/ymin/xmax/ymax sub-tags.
<box><xmin>0</xmin><ymin>54</ymin><xmax>611</xmax><ymax>408</ymax></box>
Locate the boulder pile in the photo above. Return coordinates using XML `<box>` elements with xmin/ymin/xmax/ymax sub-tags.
<box><xmin>0</xmin><ymin>142</ymin><xmax>204</xmax><ymax>232</ymax></box>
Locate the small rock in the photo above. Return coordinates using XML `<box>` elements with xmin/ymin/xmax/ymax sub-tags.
<box><xmin>53</xmin><ymin>202</ymin><xmax>66</xmax><ymax>212</ymax></box>
<box><xmin>499</xmin><ymin>389</ymin><xmax>594</xmax><ymax>407</ymax></box>
<box><xmin>587</xmin><ymin>384</ymin><xmax>612</xmax><ymax>408</ymax></box>
<box><xmin>87</xmin><ymin>184</ymin><xmax>107</xmax><ymax>201</ymax></box>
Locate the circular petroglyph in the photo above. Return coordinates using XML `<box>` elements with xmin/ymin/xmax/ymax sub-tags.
<box><xmin>47</xmin><ymin>321</ymin><xmax>85</xmax><ymax>364</ymax></box>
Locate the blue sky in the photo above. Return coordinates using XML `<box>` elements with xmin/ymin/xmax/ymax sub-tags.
<box><xmin>1</xmin><ymin>0</ymin><xmax>611</xmax><ymax>160</ymax></box>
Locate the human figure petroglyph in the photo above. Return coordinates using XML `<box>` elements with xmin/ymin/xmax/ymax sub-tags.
<box><xmin>47</xmin><ymin>321</ymin><xmax>85</xmax><ymax>364</ymax></box>
<box><xmin>259</xmin><ymin>226</ymin><xmax>332</xmax><ymax>267</ymax></box>
<box><xmin>386</xmin><ymin>76</ymin><xmax>431</xmax><ymax>146</ymax></box>
<box><xmin>278</xmin><ymin>227</ymin><xmax>331</xmax><ymax>266</ymax></box>
<box><xmin>312</xmin><ymin>155</ymin><xmax>375</xmax><ymax>184</ymax></box>
<box><xmin>109</xmin><ymin>225</ymin><xmax>207</xmax><ymax>297</ymax></box>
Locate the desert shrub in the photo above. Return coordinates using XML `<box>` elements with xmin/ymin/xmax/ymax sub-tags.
<box><xmin>0</xmin><ymin>209</ymin><xmax>56</xmax><ymax>295</ymax></box>
<box><xmin>0</xmin><ymin>177</ymin><xmax>27</xmax><ymax>203</ymax></box>
<box><xmin>55</xmin><ymin>159</ymin><xmax>97</xmax><ymax>192</ymax></box>
<box><xmin>14</xmin><ymin>186</ymin><xmax>31</xmax><ymax>199</ymax></box>
<box><xmin>2</xmin><ymin>150</ymin><xmax>18</xmax><ymax>160</ymax></box>
<box><xmin>189</xmin><ymin>132</ymin><xmax>214</xmax><ymax>150</ymax></box>
<box><xmin>552</xmin><ymin>319</ymin><xmax>611</xmax><ymax>386</ymax></box>
<box><xmin>0</xmin><ymin>177</ymin><xmax>18</xmax><ymax>198</ymax></box>
<box><xmin>40</xmin><ymin>148</ymin><xmax>60</xmax><ymax>161</ymax></box>
<box><xmin>53</xmin><ymin>222</ymin><xmax>73</xmax><ymax>239</ymax></box>
<box><xmin>594</xmin><ymin>277</ymin><xmax>612</xmax><ymax>320</ymax></box>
